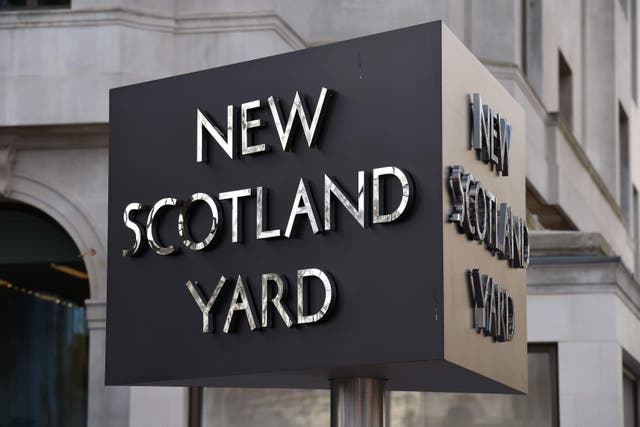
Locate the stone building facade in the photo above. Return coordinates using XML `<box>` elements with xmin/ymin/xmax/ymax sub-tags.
<box><xmin>1</xmin><ymin>1</ymin><xmax>639</xmax><ymax>426</ymax></box>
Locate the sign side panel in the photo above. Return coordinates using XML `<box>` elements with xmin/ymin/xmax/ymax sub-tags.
<box><xmin>441</xmin><ymin>25</ymin><xmax>528</xmax><ymax>393</ymax></box>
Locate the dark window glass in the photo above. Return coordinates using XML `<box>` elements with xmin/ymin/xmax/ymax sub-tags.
<box><xmin>621</xmin><ymin>0</ymin><xmax>629</xmax><ymax>18</ymax></box>
<box><xmin>197</xmin><ymin>344</ymin><xmax>558</xmax><ymax>427</ymax></box>
<box><xmin>620</xmin><ymin>104</ymin><xmax>631</xmax><ymax>220</ymax></box>
<box><xmin>39</xmin><ymin>0</ymin><xmax>70</xmax><ymax>5</ymax></box>
<box><xmin>0</xmin><ymin>0</ymin><xmax>27</xmax><ymax>6</ymax></box>
<box><xmin>0</xmin><ymin>0</ymin><xmax>69</xmax><ymax>8</ymax></box>
<box><xmin>558</xmin><ymin>51</ymin><xmax>573</xmax><ymax>132</ymax></box>
<box><xmin>0</xmin><ymin>286</ymin><xmax>88</xmax><ymax>426</ymax></box>
<box><xmin>0</xmin><ymin>202</ymin><xmax>88</xmax><ymax>426</ymax></box>
<box><xmin>632</xmin><ymin>0</ymin><xmax>637</xmax><ymax>102</ymax></box>
<box><xmin>634</xmin><ymin>187</ymin><xmax>639</xmax><ymax>279</ymax></box>
<box><xmin>387</xmin><ymin>345</ymin><xmax>558</xmax><ymax>427</ymax></box>
<box><xmin>524</xmin><ymin>0</ymin><xmax>543</xmax><ymax>97</ymax></box>
<box><xmin>623</xmin><ymin>369</ymin><xmax>638</xmax><ymax>427</ymax></box>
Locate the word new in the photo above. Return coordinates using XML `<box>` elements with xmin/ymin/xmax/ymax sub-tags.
<box><xmin>197</xmin><ymin>87</ymin><xmax>330</xmax><ymax>162</ymax></box>
<box><xmin>468</xmin><ymin>268</ymin><xmax>514</xmax><ymax>342</ymax></box>
<box><xmin>471</xmin><ymin>93</ymin><xmax>512</xmax><ymax>176</ymax></box>
<box><xmin>186</xmin><ymin>268</ymin><xmax>334</xmax><ymax>333</ymax></box>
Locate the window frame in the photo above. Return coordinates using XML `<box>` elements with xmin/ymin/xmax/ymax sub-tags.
<box><xmin>0</xmin><ymin>0</ymin><xmax>71</xmax><ymax>11</ymax></box>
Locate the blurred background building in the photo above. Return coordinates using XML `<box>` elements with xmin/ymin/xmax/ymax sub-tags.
<box><xmin>0</xmin><ymin>0</ymin><xmax>639</xmax><ymax>426</ymax></box>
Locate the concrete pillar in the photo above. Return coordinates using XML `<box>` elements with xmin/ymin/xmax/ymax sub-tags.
<box><xmin>558</xmin><ymin>341</ymin><xmax>622</xmax><ymax>427</ymax></box>
<box><xmin>86</xmin><ymin>299</ymin><xmax>130</xmax><ymax>427</ymax></box>
<box><xmin>129</xmin><ymin>387</ymin><xmax>189</xmax><ymax>427</ymax></box>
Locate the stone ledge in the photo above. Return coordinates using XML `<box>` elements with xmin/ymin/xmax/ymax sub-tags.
<box><xmin>530</xmin><ymin>230</ymin><xmax>614</xmax><ymax>257</ymax></box>
<box><xmin>528</xmin><ymin>255</ymin><xmax>640</xmax><ymax>320</ymax></box>
<box><xmin>0</xmin><ymin>123</ymin><xmax>108</xmax><ymax>149</ymax></box>
<box><xmin>0</xmin><ymin>8</ymin><xmax>306</xmax><ymax>50</ymax></box>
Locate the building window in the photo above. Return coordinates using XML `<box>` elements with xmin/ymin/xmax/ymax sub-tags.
<box><xmin>632</xmin><ymin>0</ymin><xmax>638</xmax><ymax>102</ymax></box>
<box><xmin>558</xmin><ymin>51</ymin><xmax>573</xmax><ymax>132</ymax></box>
<box><xmin>0</xmin><ymin>0</ymin><xmax>70</xmax><ymax>9</ymax></box>
<box><xmin>620</xmin><ymin>103</ymin><xmax>631</xmax><ymax>220</ymax></box>
<box><xmin>634</xmin><ymin>186</ymin><xmax>640</xmax><ymax>279</ymax></box>
<box><xmin>624</xmin><ymin>368</ymin><xmax>639</xmax><ymax>427</ymax></box>
<box><xmin>0</xmin><ymin>202</ymin><xmax>89</xmax><ymax>427</ymax></box>
<box><xmin>387</xmin><ymin>344</ymin><xmax>559</xmax><ymax>427</ymax></box>
<box><xmin>621</xmin><ymin>0</ymin><xmax>630</xmax><ymax>19</ymax></box>
<box><xmin>523</xmin><ymin>0</ymin><xmax>543</xmax><ymax>97</ymax></box>
<box><xmin>193</xmin><ymin>344</ymin><xmax>559</xmax><ymax>427</ymax></box>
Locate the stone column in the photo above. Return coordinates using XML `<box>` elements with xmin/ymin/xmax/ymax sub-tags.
<box><xmin>86</xmin><ymin>299</ymin><xmax>130</xmax><ymax>427</ymax></box>
<box><xmin>129</xmin><ymin>387</ymin><xmax>189</xmax><ymax>427</ymax></box>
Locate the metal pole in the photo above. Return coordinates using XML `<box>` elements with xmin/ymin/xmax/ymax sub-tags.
<box><xmin>330</xmin><ymin>377</ymin><xmax>385</xmax><ymax>427</ymax></box>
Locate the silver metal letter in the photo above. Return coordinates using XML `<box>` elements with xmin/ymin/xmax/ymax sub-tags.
<box><xmin>490</xmin><ymin>110</ymin><xmax>500</xmax><ymax>167</ymax></box>
<box><xmin>122</xmin><ymin>202</ymin><xmax>146</xmax><ymax>257</ymax></box>
<box><xmin>448</xmin><ymin>165</ymin><xmax>465</xmax><ymax>227</ymax></box>
<box><xmin>495</xmin><ymin>286</ymin><xmax>504</xmax><ymax>340</ymax></box>
<box><xmin>506</xmin><ymin>292</ymin><xmax>515</xmax><ymax>340</ymax></box>
<box><xmin>484</xmin><ymin>191</ymin><xmax>497</xmax><ymax>251</ymax></box>
<box><xmin>497</xmin><ymin>203</ymin><xmax>513</xmax><ymax>262</ymax></box>
<box><xmin>522</xmin><ymin>223</ymin><xmax>530</xmax><ymax>268</ymax></box>
<box><xmin>484</xmin><ymin>278</ymin><xmax>496</xmax><ymax>337</ymax></box>
<box><xmin>372</xmin><ymin>166</ymin><xmax>412</xmax><ymax>224</ymax></box>
<box><xmin>223</xmin><ymin>275</ymin><xmax>259</xmax><ymax>333</ymax></box>
<box><xmin>469</xmin><ymin>181</ymin><xmax>487</xmax><ymax>242</ymax></box>
<box><xmin>512</xmin><ymin>216</ymin><xmax>523</xmax><ymax>267</ymax></box>
<box><xmin>219</xmin><ymin>188</ymin><xmax>252</xmax><ymax>243</ymax></box>
<box><xmin>285</xmin><ymin>179</ymin><xmax>321</xmax><ymax>238</ymax></box>
<box><xmin>197</xmin><ymin>107</ymin><xmax>234</xmax><ymax>162</ymax></box>
<box><xmin>469</xmin><ymin>269</ymin><xmax>490</xmax><ymax>331</ymax></box>
<box><xmin>261</xmin><ymin>273</ymin><xmax>294</xmax><ymax>328</ymax></box>
<box><xmin>256</xmin><ymin>187</ymin><xmax>281</xmax><ymax>239</ymax></box>
<box><xmin>461</xmin><ymin>173</ymin><xmax>476</xmax><ymax>236</ymax></box>
<box><xmin>241</xmin><ymin>100</ymin><xmax>267</xmax><ymax>155</ymax></box>
<box><xmin>185</xmin><ymin>277</ymin><xmax>227</xmax><ymax>333</ymax></box>
<box><xmin>267</xmin><ymin>87</ymin><xmax>330</xmax><ymax>151</ymax></box>
<box><xmin>324</xmin><ymin>172</ymin><xmax>366</xmax><ymax>231</ymax></box>
<box><xmin>472</xmin><ymin>93</ymin><xmax>491</xmax><ymax>156</ymax></box>
<box><xmin>178</xmin><ymin>193</ymin><xmax>221</xmax><ymax>250</ymax></box>
<box><xmin>146</xmin><ymin>197</ymin><xmax>179</xmax><ymax>255</ymax></box>
<box><xmin>297</xmin><ymin>268</ymin><xmax>335</xmax><ymax>325</ymax></box>
<box><xmin>499</xmin><ymin>118</ymin><xmax>512</xmax><ymax>176</ymax></box>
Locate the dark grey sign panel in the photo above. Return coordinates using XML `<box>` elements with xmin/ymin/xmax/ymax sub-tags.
<box><xmin>106</xmin><ymin>21</ymin><xmax>527</xmax><ymax>393</ymax></box>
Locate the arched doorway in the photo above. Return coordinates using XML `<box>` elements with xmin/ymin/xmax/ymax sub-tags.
<box><xmin>0</xmin><ymin>199</ymin><xmax>89</xmax><ymax>426</ymax></box>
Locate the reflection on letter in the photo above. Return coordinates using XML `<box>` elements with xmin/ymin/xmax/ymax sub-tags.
<box><xmin>178</xmin><ymin>193</ymin><xmax>221</xmax><ymax>250</ymax></box>
<box><xmin>122</xmin><ymin>202</ymin><xmax>146</xmax><ymax>257</ymax></box>
<box><xmin>223</xmin><ymin>275</ymin><xmax>259</xmax><ymax>333</ymax></box>
<box><xmin>185</xmin><ymin>277</ymin><xmax>227</xmax><ymax>333</ymax></box>
<box><xmin>372</xmin><ymin>166</ymin><xmax>412</xmax><ymax>224</ymax></box>
<box><xmin>324</xmin><ymin>172</ymin><xmax>366</xmax><ymax>230</ymax></box>
<box><xmin>256</xmin><ymin>187</ymin><xmax>281</xmax><ymax>239</ymax></box>
<box><xmin>241</xmin><ymin>100</ymin><xmax>267</xmax><ymax>155</ymax></box>
<box><xmin>261</xmin><ymin>273</ymin><xmax>294</xmax><ymax>328</ymax></box>
<box><xmin>219</xmin><ymin>188</ymin><xmax>252</xmax><ymax>243</ymax></box>
<box><xmin>297</xmin><ymin>268</ymin><xmax>335</xmax><ymax>325</ymax></box>
<box><xmin>285</xmin><ymin>179</ymin><xmax>321</xmax><ymax>238</ymax></box>
<box><xmin>267</xmin><ymin>87</ymin><xmax>330</xmax><ymax>151</ymax></box>
<box><xmin>147</xmin><ymin>197</ymin><xmax>179</xmax><ymax>255</ymax></box>
<box><xmin>197</xmin><ymin>107</ymin><xmax>234</xmax><ymax>162</ymax></box>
